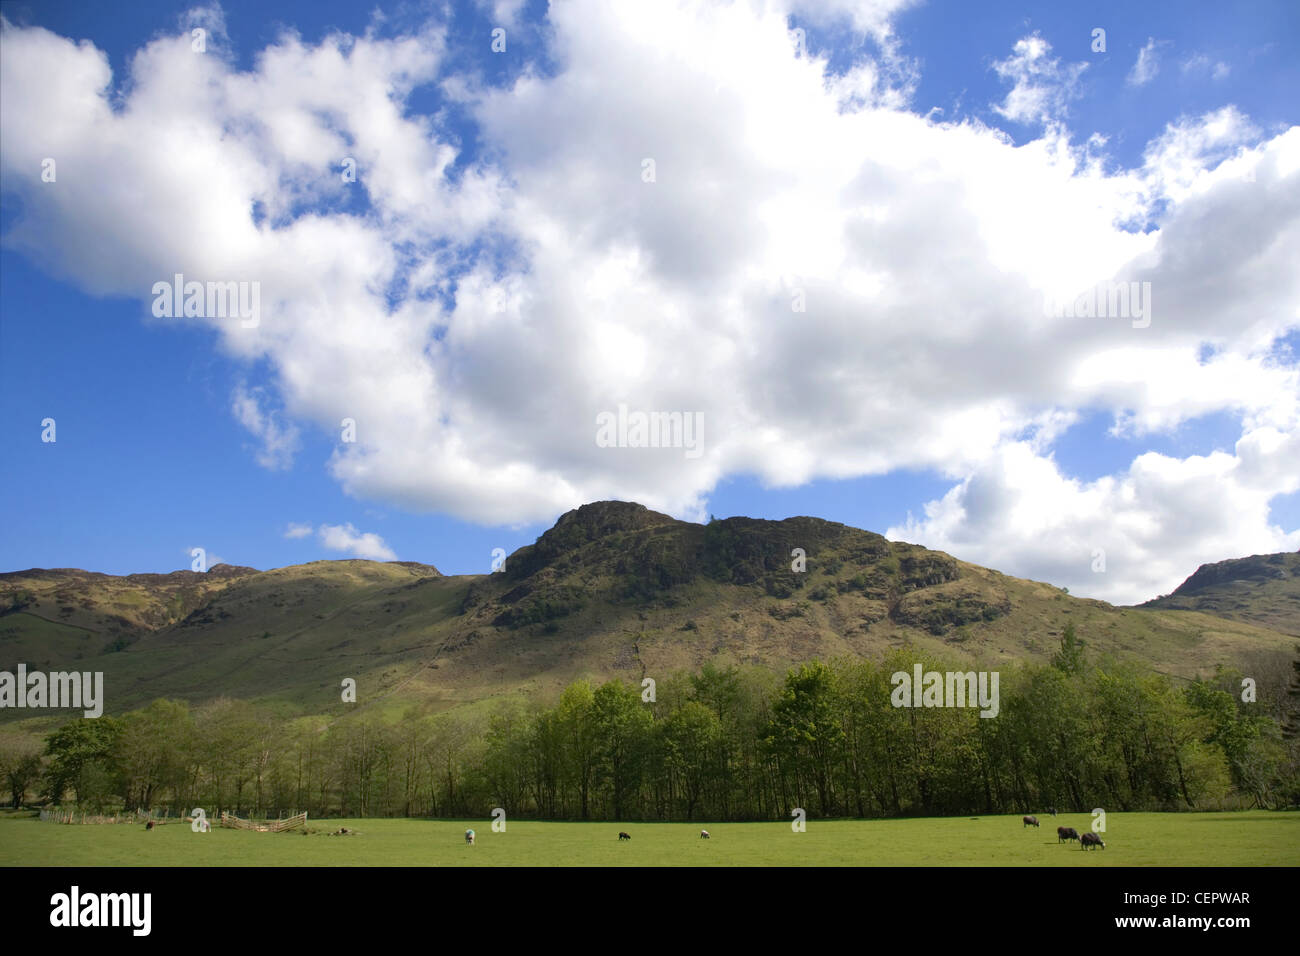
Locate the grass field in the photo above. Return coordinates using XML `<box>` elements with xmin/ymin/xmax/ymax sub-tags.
<box><xmin>2</xmin><ymin>810</ymin><xmax>1296</xmax><ymax>866</ymax></box>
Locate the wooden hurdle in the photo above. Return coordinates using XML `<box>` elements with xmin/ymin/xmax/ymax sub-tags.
<box><xmin>219</xmin><ymin>811</ymin><xmax>308</xmax><ymax>832</ymax></box>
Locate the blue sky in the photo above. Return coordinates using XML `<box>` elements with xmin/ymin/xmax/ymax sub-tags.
<box><xmin>1</xmin><ymin>0</ymin><xmax>1297</xmax><ymax>604</ymax></box>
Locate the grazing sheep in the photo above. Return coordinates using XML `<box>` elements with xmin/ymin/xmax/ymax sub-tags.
<box><xmin>145</xmin><ymin>820</ymin><xmax>154</xmax><ymax>831</ymax></box>
<box><xmin>1023</xmin><ymin>815</ymin><xmax>1039</xmax><ymax>828</ymax></box>
<box><xmin>700</xmin><ymin>829</ymin><xmax>710</xmax><ymax>839</ymax></box>
<box><xmin>618</xmin><ymin>831</ymin><xmax>631</xmax><ymax>841</ymax></box>
<box><xmin>465</xmin><ymin>829</ymin><xmax>475</xmax><ymax>845</ymax></box>
<box><xmin>1057</xmin><ymin>826</ymin><xmax>1079</xmax><ymax>843</ymax></box>
<box><xmin>1081</xmin><ymin>832</ymin><xmax>1105</xmax><ymax>850</ymax></box>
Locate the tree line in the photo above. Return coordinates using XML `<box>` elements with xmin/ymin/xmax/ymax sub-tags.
<box><xmin>4</xmin><ymin>631</ymin><xmax>1297</xmax><ymax>820</ymax></box>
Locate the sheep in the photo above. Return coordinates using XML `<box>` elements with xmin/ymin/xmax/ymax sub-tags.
<box><xmin>618</xmin><ymin>831</ymin><xmax>631</xmax><ymax>841</ymax></box>
<box><xmin>1081</xmin><ymin>831</ymin><xmax>1105</xmax><ymax>850</ymax></box>
<box><xmin>1057</xmin><ymin>826</ymin><xmax>1079</xmax><ymax>843</ymax></box>
<box><xmin>1023</xmin><ymin>815</ymin><xmax>1039</xmax><ymax>828</ymax></box>
<box><xmin>700</xmin><ymin>829</ymin><xmax>710</xmax><ymax>839</ymax></box>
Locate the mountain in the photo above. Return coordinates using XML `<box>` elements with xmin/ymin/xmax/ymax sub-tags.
<box><xmin>1139</xmin><ymin>551</ymin><xmax>1300</xmax><ymax>636</ymax></box>
<box><xmin>1</xmin><ymin>502</ymin><xmax>1295</xmax><ymax>725</ymax></box>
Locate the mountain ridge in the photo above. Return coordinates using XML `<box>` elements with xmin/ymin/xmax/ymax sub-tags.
<box><xmin>1</xmin><ymin>502</ymin><xmax>1295</xmax><ymax>725</ymax></box>
<box><xmin>1140</xmin><ymin>551</ymin><xmax>1300</xmax><ymax>636</ymax></box>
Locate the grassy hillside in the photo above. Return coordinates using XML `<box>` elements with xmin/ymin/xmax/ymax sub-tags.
<box><xmin>1</xmin><ymin>502</ymin><xmax>1295</xmax><ymax>727</ymax></box>
<box><xmin>0</xmin><ymin>563</ymin><xmax>259</xmax><ymax>651</ymax></box>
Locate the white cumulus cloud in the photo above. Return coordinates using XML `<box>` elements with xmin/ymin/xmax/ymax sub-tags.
<box><xmin>317</xmin><ymin>523</ymin><xmax>397</xmax><ymax>561</ymax></box>
<box><xmin>991</xmin><ymin>33</ymin><xmax>1087</xmax><ymax>125</ymax></box>
<box><xmin>2</xmin><ymin>5</ymin><xmax>1297</xmax><ymax>601</ymax></box>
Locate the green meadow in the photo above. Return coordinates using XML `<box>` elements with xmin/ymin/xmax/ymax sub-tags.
<box><xmin>2</xmin><ymin>811</ymin><xmax>1296</xmax><ymax>866</ymax></box>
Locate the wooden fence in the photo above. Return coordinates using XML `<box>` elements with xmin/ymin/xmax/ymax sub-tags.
<box><xmin>220</xmin><ymin>811</ymin><xmax>308</xmax><ymax>832</ymax></box>
<box><xmin>38</xmin><ymin>807</ymin><xmax>308</xmax><ymax>830</ymax></box>
<box><xmin>39</xmin><ymin>808</ymin><xmax>139</xmax><ymax>825</ymax></box>
<box><xmin>38</xmin><ymin>807</ymin><xmax>309</xmax><ymax>830</ymax></box>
